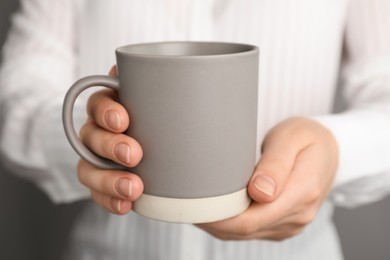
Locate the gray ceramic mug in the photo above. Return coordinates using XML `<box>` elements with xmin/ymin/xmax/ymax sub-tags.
<box><xmin>63</xmin><ymin>41</ymin><xmax>259</xmax><ymax>223</ymax></box>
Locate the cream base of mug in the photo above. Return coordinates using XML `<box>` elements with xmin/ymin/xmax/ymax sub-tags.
<box><xmin>133</xmin><ymin>188</ymin><xmax>251</xmax><ymax>224</ymax></box>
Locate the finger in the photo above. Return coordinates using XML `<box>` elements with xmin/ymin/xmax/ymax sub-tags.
<box><xmin>87</xmin><ymin>89</ymin><xmax>129</xmax><ymax>133</ymax></box>
<box><xmin>199</xmin><ymin>122</ymin><xmax>331</xmax><ymax>240</ymax></box>
<box><xmin>261</xmin><ymin>225</ymin><xmax>305</xmax><ymax>241</ymax></box>
<box><xmin>80</xmin><ymin>122</ymin><xmax>143</xmax><ymax>167</ymax></box>
<box><xmin>91</xmin><ymin>190</ymin><xmax>132</xmax><ymax>215</ymax></box>
<box><xmin>198</xmin><ymin>197</ymin><xmax>305</xmax><ymax>241</ymax></box>
<box><xmin>109</xmin><ymin>65</ymin><xmax>118</xmax><ymax>76</ymax></box>
<box><xmin>281</xmin><ymin>142</ymin><xmax>335</xmax><ymax>211</ymax></box>
<box><xmin>197</xmin><ymin>176</ymin><xmax>310</xmax><ymax>240</ymax></box>
<box><xmin>200</xmin><ymin>222</ymin><xmax>305</xmax><ymax>241</ymax></box>
<box><xmin>78</xmin><ymin>160</ymin><xmax>144</xmax><ymax>200</ymax></box>
<box><xmin>260</xmin><ymin>144</ymin><xmax>329</xmax><ymax>228</ymax></box>
<box><xmin>197</xmin><ymin>201</ymin><xmax>283</xmax><ymax>239</ymax></box>
<box><xmin>248</xmin><ymin>119</ymin><xmax>310</xmax><ymax>203</ymax></box>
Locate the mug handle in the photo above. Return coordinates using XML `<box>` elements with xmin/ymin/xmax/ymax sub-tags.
<box><xmin>62</xmin><ymin>75</ymin><xmax>125</xmax><ymax>170</ymax></box>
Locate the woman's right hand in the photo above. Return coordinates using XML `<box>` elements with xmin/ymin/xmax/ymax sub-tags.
<box><xmin>77</xmin><ymin>66</ymin><xmax>144</xmax><ymax>215</ymax></box>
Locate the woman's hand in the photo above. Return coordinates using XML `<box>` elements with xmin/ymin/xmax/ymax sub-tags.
<box><xmin>198</xmin><ymin>117</ymin><xmax>339</xmax><ymax>241</ymax></box>
<box><xmin>77</xmin><ymin>66</ymin><xmax>144</xmax><ymax>215</ymax></box>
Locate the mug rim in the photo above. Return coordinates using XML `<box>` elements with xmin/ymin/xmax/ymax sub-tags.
<box><xmin>116</xmin><ymin>41</ymin><xmax>259</xmax><ymax>59</ymax></box>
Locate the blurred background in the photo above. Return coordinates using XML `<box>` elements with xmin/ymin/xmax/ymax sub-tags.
<box><xmin>1</xmin><ymin>1</ymin><xmax>390</xmax><ymax>260</ymax></box>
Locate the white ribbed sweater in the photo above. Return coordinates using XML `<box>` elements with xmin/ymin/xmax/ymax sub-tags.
<box><xmin>1</xmin><ymin>0</ymin><xmax>390</xmax><ymax>259</ymax></box>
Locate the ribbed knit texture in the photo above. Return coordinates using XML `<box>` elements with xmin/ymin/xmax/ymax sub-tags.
<box><xmin>1</xmin><ymin>0</ymin><xmax>390</xmax><ymax>259</ymax></box>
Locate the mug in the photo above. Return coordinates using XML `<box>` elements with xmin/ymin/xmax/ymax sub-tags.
<box><xmin>63</xmin><ymin>41</ymin><xmax>259</xmax><ymax>223</ymax></box>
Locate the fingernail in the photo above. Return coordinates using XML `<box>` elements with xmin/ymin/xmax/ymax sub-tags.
<box><xmin>105</xmin><ymin>110</ymin><xmax>121</xmax><ymax>130</ymax></box>
<box><xmin>254</xmin><ymin>174</ymin><xmax>276</xmax><ymax>197</ymax></box>
<box><xmin>110</xmin><ymin>198</ymin><xmax>121</xmax><ymax>213</ymax></box>
<box><xmin>116</xmin><ymin>178</ymin><xmax>133</xmax><ymax>198</ymax></box>
<box><xmin>115</xmin><ymin>143</ymin><xmax>131</xmax><ymax>164</ymax></box>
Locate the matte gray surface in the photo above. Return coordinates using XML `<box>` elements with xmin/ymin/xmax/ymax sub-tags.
<box><xmin>63</xmin><ymin>76</ymin><xmax>121</xmax><ymax>170</ymax></box>
<box><xmin>1</xmin><ymin>1</ymin><xmax>390</xmax><ymax>259</ymax></box>
<box><xmin>64</xmin><ymin>42</ymin><xmax>259</xmax><ymax>198</ymax></box>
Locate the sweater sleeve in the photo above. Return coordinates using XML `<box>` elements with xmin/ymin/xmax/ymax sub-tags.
<box><xmin>0</xmin><ymin>0</ymin><xmax>89</xmax><ymax>203</ymax></box>
<box><xmin>313</xmin><ymin>0</ymin><xmax>390</xmax><ymax>207</ymax></box>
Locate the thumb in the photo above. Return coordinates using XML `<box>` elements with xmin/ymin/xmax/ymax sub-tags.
<box><xmin>248</xmin><ymin>126</ymin><xmax>303</xmax><ymax>203</ymax></box>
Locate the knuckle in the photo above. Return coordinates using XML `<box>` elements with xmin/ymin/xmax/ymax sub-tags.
<box><xmin>268</xmin><ymin>228</ymin><xmax>304</xmax><ymax>241</ymax></box>
<box><xmin>99</xmin><ymin>171</ymin><xmax>114</xmax><ymax>193</ymax></box>
<box><xmin>306</xmin><ymin>186</ymin><xmax>321</xmax><ymax>202</ymax></box>
<box><xmin>236</xmin><ymin>220</ymin><xmax>256</xmax><ymax>237</ymax></box>
<box><xmin>289</xmin><ymin>226</ymin><xmax>305</xmax><ymax>237</ymax></box>
<box><xmin>267</xmin><ymin>233</ymin><xmax>289</xmax><ymax>241</ymax></box>
<box><xmin>79</xmin><ymin>121</ymin><xmax>99</xmax><ymax>147</ymax></box>
<box><xmin>212</xmin><ymin>232</ymin><xmax>242</xmax><ymax>241</ymax></box>
<box><xmin>101</xmin><ymin>133</ymin><xmax>114</xmax><ymax>156</ymax></box>
<box><xmin>79</xmin><ymin>121</ymin><xmax>91</xmax><ymax>142</ymax></box>
<box><xmin>297</xmin><ymin>209</ymin><xmax>317</xmax><ymax>226</ymax></box>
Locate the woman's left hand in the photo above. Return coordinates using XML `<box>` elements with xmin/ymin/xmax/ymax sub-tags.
<box><xmin>197</xmin><ymin>117</ymin><xmax>339</xmax><ymax>241</ymax></box>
